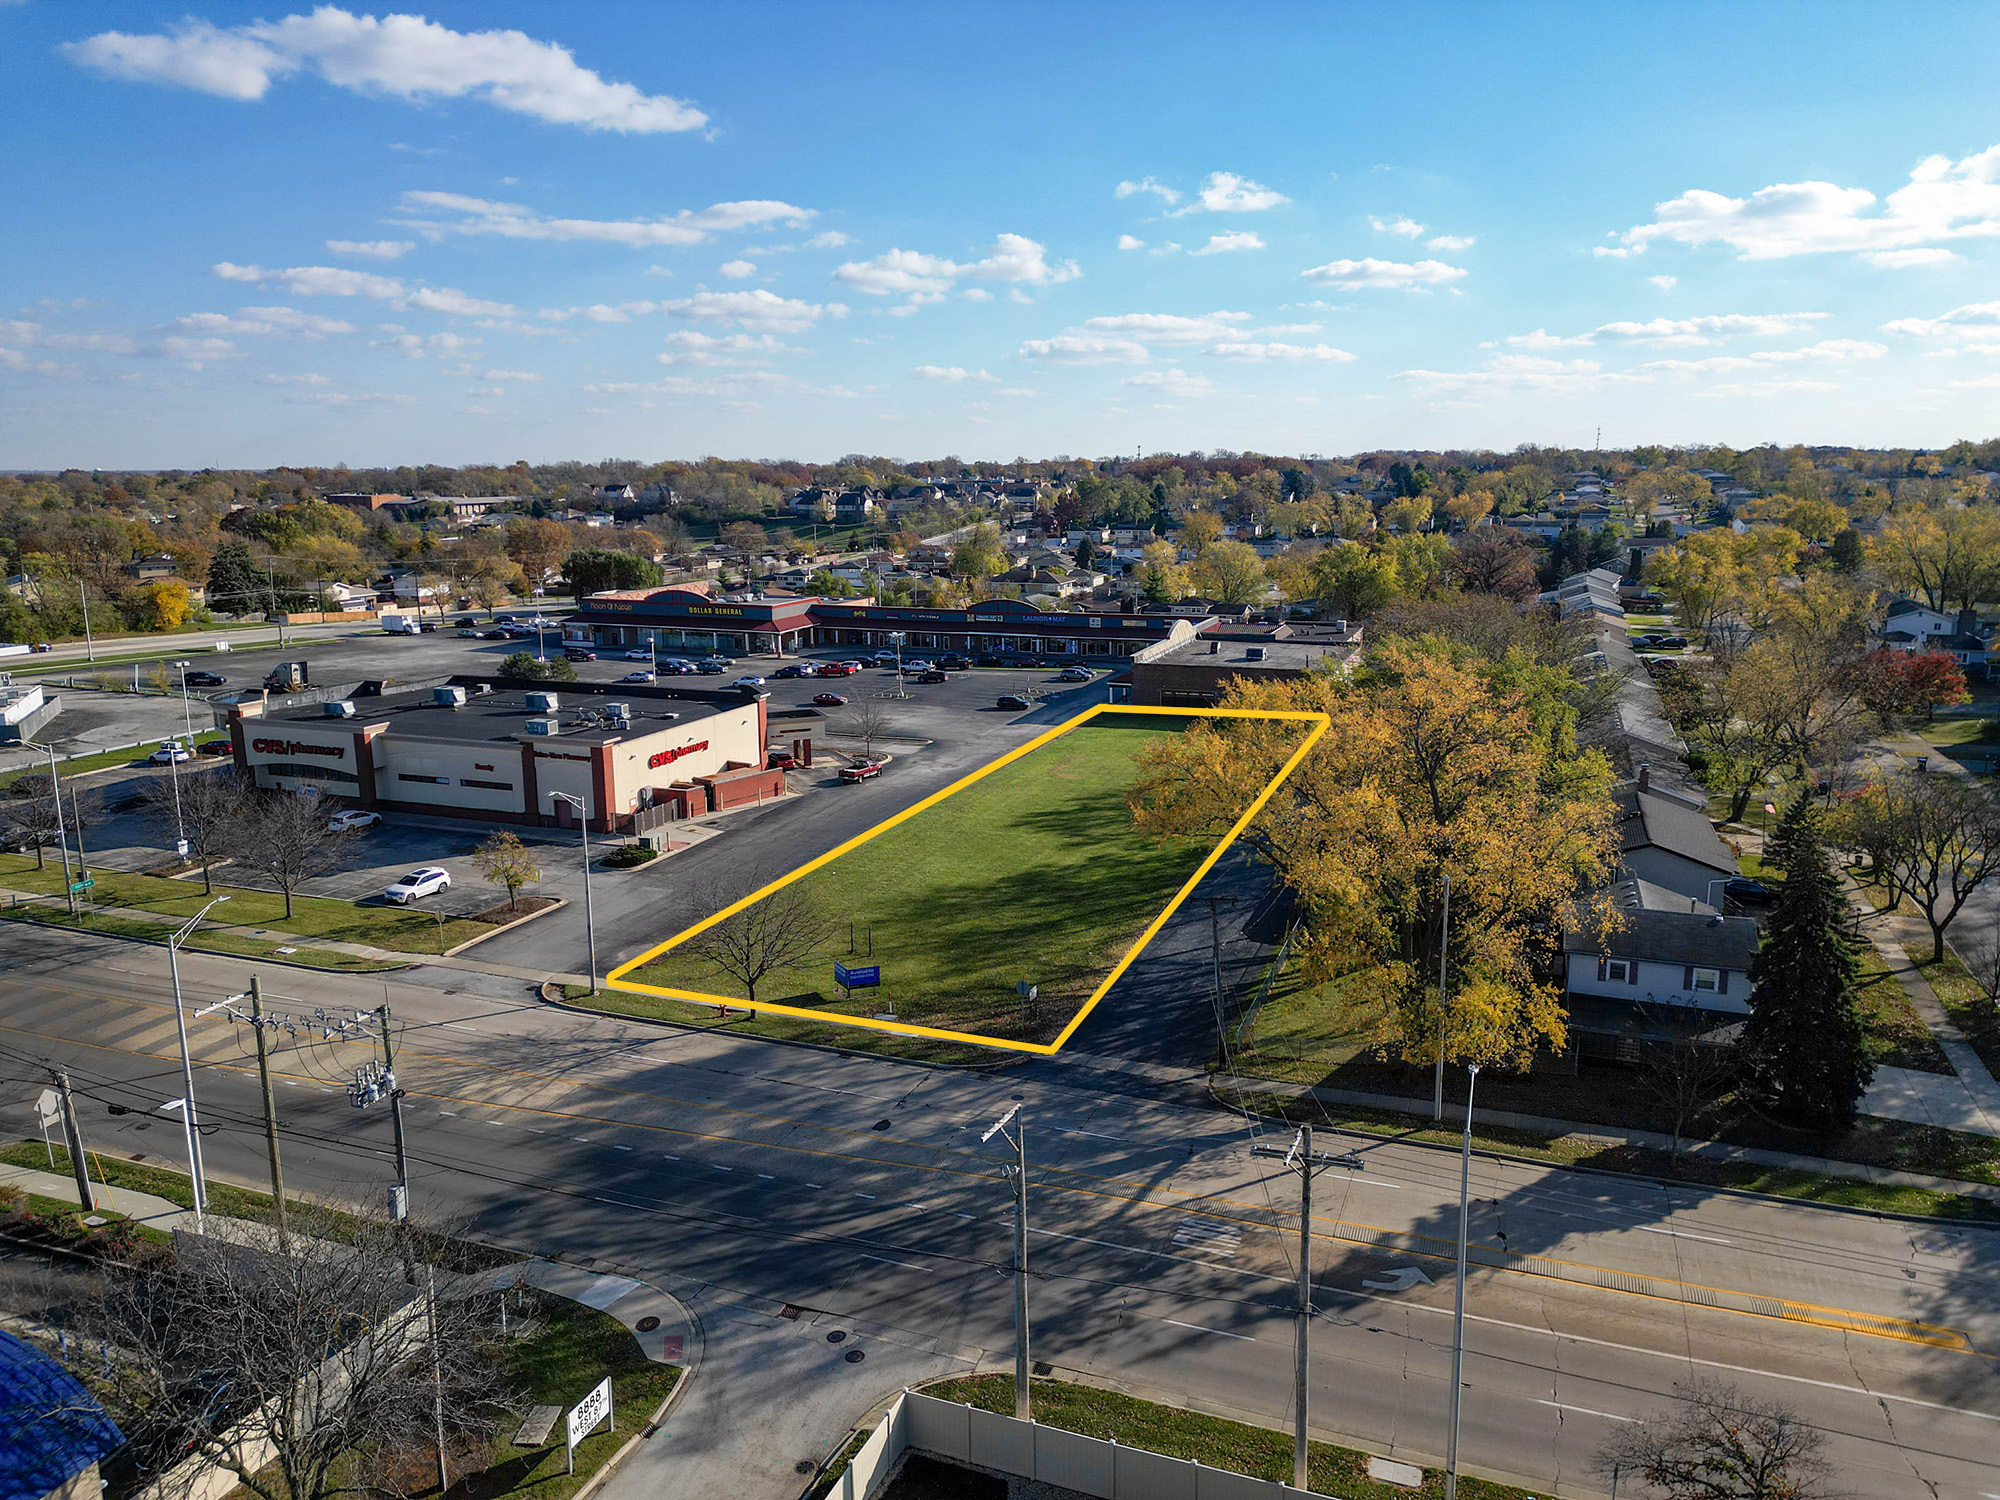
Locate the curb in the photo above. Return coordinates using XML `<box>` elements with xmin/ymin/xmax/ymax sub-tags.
<box><xmin>0</xmin><ymin>903</ymin><xmax>417</xmax><ymax>975</ymax></box>
<box><xmin>441</xmin><ymin>896</ymin><xmax>568</xmax><ymax>957</ymax></box>
<box><xmin>564</xmin><ymin>1276</ymin><xmax>704</xmax><ymax>1500</ymax></box>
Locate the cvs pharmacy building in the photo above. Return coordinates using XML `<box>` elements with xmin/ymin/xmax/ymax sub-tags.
<box><xmin>230</xmin><ymin>677</ymin><xmax>787</xmax><ymax>833</ymax></box>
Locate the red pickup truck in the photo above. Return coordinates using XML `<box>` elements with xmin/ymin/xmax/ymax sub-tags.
<box><xmin>838</xmin><ymin>760</ymin><xmax>883</xmax><ymax>783</ymax></box>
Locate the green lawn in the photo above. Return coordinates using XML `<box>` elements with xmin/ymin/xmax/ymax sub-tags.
<box><xmin>1919</xmin><ymin>718</ymin><xmax>1998</xmax><ymax>747</ymax></box>
<box><xmin>621</xmin><ymin>717</ymin><xmax>1224</xmax><ymax>1044</ymax></box>
<box><xmin>0</xmin><ymin>852</ymin><xmax>492</xmax><ymax>954</ymax></box>
<box><xmin>918</xmin><ymin>1375</ymin><xmax>1539</xmax><ymax>1499</ymax></box>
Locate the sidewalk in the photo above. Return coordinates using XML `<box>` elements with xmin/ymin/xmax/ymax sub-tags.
<box><xmin>0</xmin><ymin>1160</ymin><xmax>196</xmax><ymax>1231</ymax></box>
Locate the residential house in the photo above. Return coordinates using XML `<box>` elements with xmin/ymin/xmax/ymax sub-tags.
<box><xmin>788</xmin><ymin>488</ymin><xmax>835</xmax><ymax>521</ymax></box>
<box><xmin>1880</xmin><ymin>598</ymin><xmax>1969</xmax><ymax>647</ymax></box>
<box><xmin>1547</xmin><ymin>566</ymin><xmax>1627</xmax><ymax>623</ymax></box>
<box><xmin>124</xmin><ymin>553</ymin><xmax>180</xmax><ymax>582</ymax></box>
<box><xmin>592</xmin><ymin>484</ymin><xmax>637</xmax><ymax>503</ymax></box>
<box><xmin>1613</xmin><ymin>766</ymin><xmax>1739</xmax><ymax>905</ymax></box>
<box><xmin>1563</xmin><ymin>876</ymin><xmax>1760</xmax><ymax>1056</ymax></box>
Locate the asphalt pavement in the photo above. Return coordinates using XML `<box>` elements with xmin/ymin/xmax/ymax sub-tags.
<box><xmin>4</xmin><ymin>925</ymin><xmax>1997</xmax><ymax>1499</ymax></box>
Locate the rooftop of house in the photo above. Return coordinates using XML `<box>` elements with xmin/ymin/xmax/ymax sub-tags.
<box><xmin>1614</xmin><ymin>772</ymin><xmax>1738</xmax><ymax>877</ymax></box>
<box><xmin>1566</xmin><ymin>878</ymin><xmax>1761</xmax><ymax>971</ymax></box>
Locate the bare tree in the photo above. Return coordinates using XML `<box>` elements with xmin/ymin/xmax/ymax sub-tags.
<box><xmin>0</xmin><ymin>784</ymin><xmax>66</xmax><ymax>870</ymax></box>
<box><xmin>66</xmin><ymin>1211</ymin><xmax>512</xmax><ymax>1500</ymax></box>
<box><xmin>1598</xmin><ymin>1380</ymin><xmax>1836</xmax><ymax>1499</ymax></box>
<box><xmin>1872</xmin><ymin>772</ymin><xmax>2000</xmax><ymax>961</ymax></box>
<box><xmin>844</xmin><ymin>700</ymin><xmax>895</xmax><ymax>761</ymax></box>
<box><xmin>1636</xmin><ymin>1012</ymin><xmax>1739</xmax><ymax>1164</ymax></box>
<box><xmin>1963</xmin><ymin>930</ymin><xmax>2000</xmax><ymax>1013</ymax></box>
<box><xmin>231</xmin><ymin>791</ymin><xmax>341</xmax><ymax>920</ymax></box>
<box><xmin>682</xmin><ymin>878</ymin><xmax>839</xmax><ymax>1004</ymax></box>
<box><xmin>471</xmin><ymin>830</ymin><xmax>540</xmax><ymax>911</ymax></box>
<box><xmin>140</xmin><ymin>766</ymin><xmax>246</xmax><ymax>894</ymax></box>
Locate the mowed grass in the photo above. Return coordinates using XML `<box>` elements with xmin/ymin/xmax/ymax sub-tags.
<box><xmin>624</xmin><ymin>717</ymin><xmax>1222</xmax><ymax>1043</ymax></box>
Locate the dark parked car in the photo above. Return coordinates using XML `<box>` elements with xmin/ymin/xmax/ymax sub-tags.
<box><xmin>936</xmin><ymin>655</ymin><xmax>971</xmax><ymax>671</ymax></box>
<box><xmin>1722</xmin><ymin>877</ymin><xmax>1775</xmax><ymax>909</ymax></box>
<box><xmin>917</xmin><ymin>669</ymin><xmax>947</xmax><ymax>684</ymax></box>
<box><xmin>977</xmin><ymin>653</ymin><xmax>1010</xmax><ymax>668</ymax></box>
<box><xmin>996</xmin><ymin>693</ymin><xmax>1031</xmax><ymax>711</ymax></box>
<box><xmin>183</xmin><ymin>669</ymin><xmax>227</xmax><ymax>687</ymax></box>
<box><xmin>452</xmin><ymin>615</ymin><xmax>479</xmax><ymax>628</ymax></box>
<box><xmin>772</xmin><ymin>664</ymin><xmax>816</xmax><ymax>678</ymax></box>
<box><xmin>476</xmin><ymin>628</ymin><xmax>509</xmax><ymax>640</ymax></box>
<box><xmin>563</xmin><ymin>647</ymin><xmax>598</xmax><ymax>661</ymax></box>
<box><xmin>812</xmin><ymin>692</ymin><xmax>849</xmax><ymax>706</ymax></box>
<box><xmin>695</xmin><ymin>661</ymin><xmax>726</xmax><ymax>675</ymax></box>
<box><xmin>196</xmin><ymin>739</ymin><xmax>234</xmax><ymax>757</ymax></box>
<box><xmin>1656</xmin><ymin>635</ymin><xmax>1688</xmax><ymax>650</ymax></box>
<box><xmin>767</xmin><ymin>749</ymin><xmax>798</xmax><ymax>771</ymax></box>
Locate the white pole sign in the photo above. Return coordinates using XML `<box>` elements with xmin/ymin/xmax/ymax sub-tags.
<box><xmin>564</xmin><ymin>1377</ymin><xmax>613</xmax><ymax>1474</ymax></box>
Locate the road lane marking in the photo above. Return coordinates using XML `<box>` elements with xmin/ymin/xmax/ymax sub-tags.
<box><xmin>756</xmin><ymin>1173</ymin><xmax>775</xmax><ymax>1179</ymax></box>
<box><xmin>855</xmin><ymin>1192</ymin><xmax>876</xmax><ymax>1199</ymax></box>
<box><xmin>1537</xmin><ymin>1400</ymin><xmax>1636</xmax><ymax>1423</ymax></box>
<box><xmin>1159</xmin><ymin>1317</ymin><xmax>1255</xmax><ymax>1342</ymax></box>
<box><xmin>1636</xmin><ymin>1225</ymin><xmax>1731</xmax><ymax>1245</ymax></box>
<box><xmin>612</xmin><ymin>1143</ymin><xmax>632</xmax><ymax>1150</ymax></box>
<box><xmin>807</xmin><ymin>1182</ymin><xmax>825</xmax><ymax>1189</ymax></box>
<box><xmin>662</xmin><ymin>1153</ymin><xmax>679</xmax><ymax>1160</ymax></box>
<box><xmin>862</xmin><ymin>1254</ymin><xmax>931</xmax><ymax>1272</ymax></box>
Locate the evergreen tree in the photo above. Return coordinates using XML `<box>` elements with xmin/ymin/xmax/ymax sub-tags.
<box><xmin>207</xmin><ymin>541</ymin><xmax>265</xmax><ymax>615</ymax></box>
<box><xmin>1741</xmin><ymin>796</ymin><xmax>1873</xmax><ymax>1130</ymax></box>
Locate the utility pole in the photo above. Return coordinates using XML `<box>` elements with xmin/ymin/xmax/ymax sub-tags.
<box><xmin>248</xmin><ymin>977</ymin><xmax>290</xmax><ymax>1250</ymax></box>
<box><xmin>982</xmin><ymin>1104</ymin><xmax>1031</xmax><ymax>1420</ymax></box>
<box><xmin>1254</xmin><ymin>1124</ymin><xmax>1351</xmax><ymax>1489</ymax></box>
<box><xmin>428</xmin><ymin>1265</ymin><xmax>450</xmax><ymax>1493</ymax></box>
<box><xmin>53</xmin><ymin>1069</ymin><xmax>95</xmax><ymax>1213</ymax></box>
<box><xmin>78</xmin><ymin>580</ymin><xmax>94</xmax><ymax>662</ymax></box>
<box><xmin>32</xmin><ymin>742</ymin><xmax>78</xmax><ymax>916</ymax></box>
<box><xmin>1445</xmin><ymin>1064</ymin><xmax>1483</xmax><ymax>1500</ymax></box>
<box><xmin>166</xmin><ymin>895</ymin><xmax>229</xmax><ymax>1231</ymax></box>
<box><xmin>1433</xmin><ymin>872</ymin><xmax>1451</xmax><ymax>1123</ymax></box>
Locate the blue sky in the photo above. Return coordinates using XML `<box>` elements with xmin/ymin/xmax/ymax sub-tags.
<box><xmin>6</xmin><ymin>1</ymin><xmax>2000</xmax><ymax>468</ymax></box>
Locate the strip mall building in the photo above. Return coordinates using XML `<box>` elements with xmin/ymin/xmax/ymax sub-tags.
<box><xmin>229</xmin><ymin>676</ymin><xmax>800</xmax><ymax>833</ymax></box>
<box><xmin>563</xmin><ymin>587</ymin><xmax>1203</xmax><ymax>660</ymax></box>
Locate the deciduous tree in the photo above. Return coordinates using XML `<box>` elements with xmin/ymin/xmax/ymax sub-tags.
<box><xmin>683</xmin><ymin>878</ymin><xmax>840</xmax><ymax>1004</ymax></box>
<box><xmin>1189</xmin><ymin>539</ymin><xmax>1266</xmax><ymax>605</ymax></box>
<box><xmin>1597</xmin><ymin>1380</ymin><xmax>1834</xmax><ymax>1500</ymax></box>
<box><xmin>471</xmin><ymin>830</ymin><xmax>539</xmax><ymax>910</ymax></box>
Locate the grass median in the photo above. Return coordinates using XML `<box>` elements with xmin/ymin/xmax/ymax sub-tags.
<box><xmin>0</xmin><ymin>851</ymin><xmax>492</xmax><ymax>955</ymax></box>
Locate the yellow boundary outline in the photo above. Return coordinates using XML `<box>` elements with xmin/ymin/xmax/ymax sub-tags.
<box><xmin>606</xmin><ymin>702</ymin><xmax>1329</xmax><ymax>1054</ymax></box>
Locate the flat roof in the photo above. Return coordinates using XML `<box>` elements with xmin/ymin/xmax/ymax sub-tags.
<box><xmin>1145</xmin><ymin>637</ymin><xmax>1357</xmax><ymax>672</ymax></box>
<box><xmin>264</xmin><ymin>678</ymin><xmax>753</xmax><ymax>746</ymax></box>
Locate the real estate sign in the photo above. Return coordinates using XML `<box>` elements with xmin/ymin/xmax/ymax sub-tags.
<box><xmin>565</xmin><ymin>1376</ymin><xmax>613</xmax><ymax>1473</ymax></box>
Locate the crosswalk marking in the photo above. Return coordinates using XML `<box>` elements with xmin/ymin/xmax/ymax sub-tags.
<box><xmin>1171</xmin><ymin>1217</ymin><xmax>1242</xmax><ymax>1258</ymax></box>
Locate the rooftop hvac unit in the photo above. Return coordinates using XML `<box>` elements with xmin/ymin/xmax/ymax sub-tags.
<box><xmin>433</xmin><ymin>685</ymin><xmax>468</xmax><ymax>707</ymax></box>
<box><xmin>524</xmin><ymin>717</ymin><xmax>559</xmax><ymax>736</ymax></box>
<box><xmin>1244</xmin><ymin>646</ymin><xmax>1266</xmax><ymax>662</ymax></box>
<box><xmin>525</xmin><ymin>691</ymin><xmax>559</xmax><ymax>713</ymax></box>
<box><xmin>323</xmin><ymin>700</ymin><xmax>356</xmax><ymax>717</ymax></box>
<box><xmin>605</xmin><ymin>702</ymin><xmax>631</xmax><ymax>721</ymax></box>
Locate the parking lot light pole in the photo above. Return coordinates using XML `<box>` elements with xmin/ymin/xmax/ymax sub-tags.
<box><xmin>887</xmin><ymin>631</ymin><xmax>908</xmax><ymax>700</ymax></box>
<box><xmin>1445</xmin><ymin>1063</ymin><xmax>1482</xmax><ymax>1500</ymax></box>
<box><xmin>26</xmin><ymin>740</ymin><xmax>78</xmax><ymax>915</ymax></box>
<box><xmin>167</xmin><ymin>894</ymin><xmax>231</xmax><ymax>1231</ymax></box>
<box><xmin>548</xmin><ymin>792</ymin><xmax>598</xmax><ymax>992</ymax></box>
<box><xmin>982</xmin><ymin>1103</ymin><xmax>1031</xmax><ymax>1420</ymax></box>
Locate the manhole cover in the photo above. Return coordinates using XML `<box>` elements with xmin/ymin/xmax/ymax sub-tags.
<box><xmin>794</xmin><ymin>1460</ymin><xmax>816</xmax><ymax>1476</ymax></box>
<box><xmin>844</xmin><ymin>1348</ymin><xmax>865</xmax><ymax>1363</ymax></box>
<box><xmin>826</xmin><ymin>1330</ymin><xmax>847</xmax><ymax>1343</ymax></box>
<box><xmin>1032</xmin><ymin>1361</ymin><xmax>1053</xmax><ymax>1377</ymax></box>
<box><xmin>635</xmin><ymin>1316</ymin><xmax>660</xmax><ymax>1333</ymax></box>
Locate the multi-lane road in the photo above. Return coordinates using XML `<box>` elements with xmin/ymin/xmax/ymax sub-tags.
<box><xmin>3</xmin><ymin>922</ymin><xmax>1997</xmax><ymax>1498</ymax></box>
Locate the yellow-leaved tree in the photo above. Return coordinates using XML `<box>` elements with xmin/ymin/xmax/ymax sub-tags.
<box><xmin>1129</xmin><ymin>639</ymin><xmax>1621</xmax><ymax>1071</ymax></box>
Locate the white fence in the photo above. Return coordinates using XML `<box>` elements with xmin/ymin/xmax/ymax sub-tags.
<box><xmin>820</xmin><ymin>1390</ymin><xmax>1312</xmax><ymax>1500</ymax></box>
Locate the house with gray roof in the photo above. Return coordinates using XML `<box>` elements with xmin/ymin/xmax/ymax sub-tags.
<box><xmin>1613</xmin><ymin>766</ymin><xmax>1739</xmax><ymax>905</ymax></box>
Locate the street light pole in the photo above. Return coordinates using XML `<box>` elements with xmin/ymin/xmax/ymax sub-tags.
<box><xmin>166</xmin><ymin>894</ymin><xmax>231</xmax><ymax>1231</ymax></box>
<box><xmin>1433</xmin><ymin>872</ymin><xmax>1451</xmax><ymax>1123</ymax></box>
<box><xmin>28</xmin><ymin>741</ymin><xmax>77</xmax><ymax>915</ymax></box>
<box><xmin>78</xmin><ymin>580</ymin><xmax>94</xmax><ymax>662</ymax></box>
<box><xmin>549</xmin><ymin>792</ymin><xmax>598</xmax><ymax>992</ymax></box>
<box><xmin>1444</xmin><ymin>1063</ymin><xmax>1482</xmax><ymax>1500</ymax></box>
<box><xmin>981</xmin><ymin>1103</ymin><xmax>1031</xmax><ymax>1420</ymax></box>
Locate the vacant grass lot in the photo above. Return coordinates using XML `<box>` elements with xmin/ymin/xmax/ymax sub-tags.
<box><xmin>0</xmin><ymin>852</ymin><xmax>491</xmax><ymax>954</ymax></box>
<box><xmin>622</xmin><ymin>717</ymin><xmax>1224</xmax><ymax>1044</ymax></box>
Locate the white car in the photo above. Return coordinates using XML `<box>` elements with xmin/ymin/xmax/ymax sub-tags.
<box><xmin>732</xmin><ymin>675</ymin><xmax>766</xmax><ymax>688</ymax></box>
<box><xmin>327</xmin><ymin>809</ymin><xmax>382</xmax><ymax>833</ymax></box>
<box><xmin>621</xmin><ymin>669</ymin><xmax>657</xmax><ymax>683</ymax></box>
<box><xmin>150</xmin><ymin>742</ymin><xmax>191</xmax><ymax>764</ymax></box>
<box><xmin>624</xmin><ymin>648</ymin><xmax>655</xmax><ymax>661</ymax></box>
<box><xmin>384</xmin><ymin>867</ymin><xmax>451</xmax><ymax>904</ymax></box>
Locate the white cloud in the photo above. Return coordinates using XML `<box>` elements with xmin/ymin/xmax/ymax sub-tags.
<box><xmin>1608</xmin><ymin>143</ymin><xmax>2000</xmax><ymax>261</ymax></box>
<box><xmin>1427</xmin><ymin>234</ymin><xmax>1475</xmax><ymax>251</ymax></box>
<box><xmin>1370</xmin><ymin>215</ymin><xmax>1425</xmax><ymax>238</ymax></box>
<box><xmin>718</xmin><ymin>259</ymin><xmax>756</xmax><ymax>280</ymax></box>
<box><xmin>396</xmin><ymin>190</ymin><xmax>814</xmax><ymax>247</ymax></box>
<box><xmin>1882</xmin><ymin>300</ymin><xmax>2000</xmax><ymax>340</ymax></box>
<box><xmin>960</xmin><ymin>288</ymin><xmax>994</xmax><ymax>302</ymax></box>
<box><xmin>1018</xmin><ymin>334</ymin><xmax>1149</xmax><ymax>364</ymax></box>
<box><xmin>804</xmin><ymin>230</ymin><xmax>852</xmax><ymax>249</ymax></box>
<box><xmin>657</xmin><ymin>331</ymin><xmax>793</xmax><ymax>365</ymax></box>
<box><xmin>175</xmin><ymin>305</ymin><xmax>354</xmax><ymax>337</ymax></box>
<box><xmin>1865</xmin><ymin>247</ymin><xmax>1959</xmax><ymax>268</ymax></box>
<box><xmin>1078</xmin><ymin>312</ymin><xmax>1253</xmax><ymax>344</ymax></box>
<box><xmin>260</xmin><ymin>372</ymin><xmax>331</xmax><ymax>386</ymax></box>
<box><xmin>660</xmin><ymin>290</ymin><xmax>838</xmax><ymax>332</ymax></box>
<box><xmin>325</xmin><ymin>238</ymin><xmax>413</xmax><ymax>259</ymax></box>
<box><xmin>1191</xmin><ymin>232</ymin><xmax>1265</xmax><ymax>255</ymax></box>
<box><xmin>63</xmin><ymin>8</ymin><xmax>707</xmax><ymax>132</ymax></box>
<box><xmin>910</xmin><ymin>365</ymin><xmax>997</xmax><ymax>382</ymax></box>
<box><xmin>1115</xmin><ymin>177</ymin><xmax>1180</xmax><ymax>206</ymax></box>
<box><xmin>1398</xmin><ymin>338</ymin><xmax>1884</xmax><ymax>398</ymax></box>
<box><xmin>1124</xmin><ymin>368</ymin><xmax>1211</xmax><ymax>397</ymax></box>
<box><xmin>1117</xmin><ymin>234</ymin><xmax>1145</xmax><ymax>251</ymax></box>
<box><xmin>1648</xmin><ymin>275</ymin><xmax>1678</xmax><ymax>292</ymax></box>
<box><xmin>209</xmin><ymin>261</ymin><xmax>514</xmax><ymax>317</ymax></box>
<box><xmin>1185</xmin><ymin>171</ymin><xmax>1289</xmax><ymax>213</ymax></box>
<box><xmin>1208</xmin><ymin>340</ymin><xmax>1356</xmax><ymax>363</ymax></box>
<box><xmin>483</xmin><ymin>368</ymin><xmax>539</xmax><ymax>381</ymax></box>
<box><xmin>1255</xmin><ymin>322</ymin><xmax>1324</xmax><ymax>336</ymax></box>
<box><xmin>582</xmin><ymin>370</ymin><xmax>858</xmax><ymax>402</ymax></box>
<box><xmin>833</xmin><ymin>234</ymin><xmax>1079</xmax><ymax>307</ymax></box>
<box><xmin>368</xmin><ymin>329</ymin><xmax>481</xmax><ymax>358</ymax></box>
<box><xmin>1398</xmin><ymin>354</ymin><xmax>1610</xmax><ymax>396</ymax></box>
<box><xmin>997</xmin><ymin>387</ymin><xmax>1037</xmax><ymax>397</ymax></box>
<box><xmin>1501</xmin><ymin>312</ymin><xmax>1828</xmax><ymax>349</ymax></box>
<box><xmin>1300</xmin><ymin>257</ymin><xmax>1467</xmax><ymax>290</ymax></box>
<box><xmin>402</xmin><ymin>286</ymin><xmax>514</xmax><ymax>317</ymax></box>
